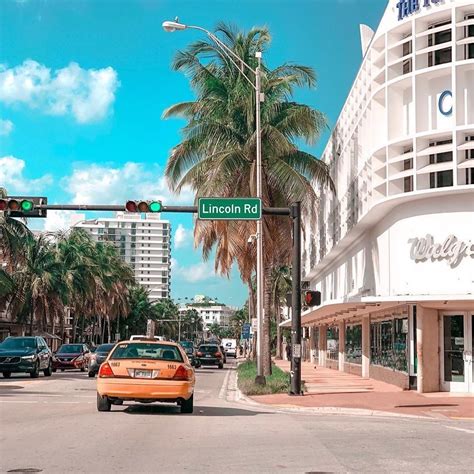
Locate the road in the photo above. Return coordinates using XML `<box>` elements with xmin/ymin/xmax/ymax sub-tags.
<box><xmin>1</xmin><ymin>359</ymin><xmax>473</xmax><ymax>473</ymax></box>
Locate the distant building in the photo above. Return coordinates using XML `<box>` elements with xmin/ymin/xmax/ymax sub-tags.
<box><xmin>74</xmin><ymin>212</ymin><xmax>171</xmax><ymax>301</ymax></box>
<box><xmin>178</xmin><ymin>296</ymin><xmax>236</xmax><ymax>337</ymax></box>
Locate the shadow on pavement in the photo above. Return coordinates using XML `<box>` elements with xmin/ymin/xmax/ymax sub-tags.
<box><xmin>122</xmin><ymin>404</ymin><xmax>267</xmax><ymax>417</ymax></box>
<box><xmin>395</xmin><ymin>403</ymin><xmax>458</xmax><ymax>408</ymax></box>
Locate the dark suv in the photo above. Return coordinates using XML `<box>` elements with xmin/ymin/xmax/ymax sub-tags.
<box><xmin>196</xmin><ymin>344</ymin><xmax>224</xmax><ymax>369</ymax></box>
<box><xmin>0</xmin><ymin>336</ymin><xmax>53</xmax><ymax>378</ymax></box>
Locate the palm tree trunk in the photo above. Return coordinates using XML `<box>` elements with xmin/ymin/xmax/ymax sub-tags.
<box><xmin>29</xmin><ymin>305</ymin><xmax>34</xmax><ymax>336</ymax></box>
<box><xmin>276</xmin><ymin>303</ymin><xmax>282</xmax><ymax>359</ymax></box>
<box><xmin>263</xmin><ymin>267</ymin><xmax>273</xmax><ymax>376</ymax></box>
<box><xmin>72</xmin><ymin>313</ymin><xmax>77</xmax><ymax>342</ymax></box>
<box><xmin>106</xmin><ymin>315</ymin><xmax>111</xmax><ymax>343</ymax></box>
<box><xmin>101</xmin><ymin>316</ymin><xmax>106</xmax><ymax>344</ymax></box>
<box><xmin>91</xmin><ymin>317</ymin><xmax>97</xmax><ymax>345</ymax></box>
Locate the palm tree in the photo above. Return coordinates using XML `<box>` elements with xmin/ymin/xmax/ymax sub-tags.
<box><xmin>164</xmin><ymin>23</ymin><xmax>333</xmax><ymax>375</ymax></box>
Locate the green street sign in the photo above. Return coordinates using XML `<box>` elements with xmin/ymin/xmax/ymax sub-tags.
<box><xmin>198</xmin><ymin>197</ymin><xmax>262</xmax><ymax>221</ymax></box>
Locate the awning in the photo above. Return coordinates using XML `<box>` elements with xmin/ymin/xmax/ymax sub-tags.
<box><xmin>417</xmin><ymin>143</ymin><xmax>453</xmax><ymax>157</ymax></box>
<box><xmin>457</xmin><ymin>142</ymin><xmax>474</xmax><ymax>151</ymax></box>
<box><xmin>417</xmin><ymin>161</ymin><xmax>453</xmax><ymax>174</ymax></box>
<box><xmin>457</xmin><ymin>159</ymin><xmax>474</xmax><ymax>169</ymax></box>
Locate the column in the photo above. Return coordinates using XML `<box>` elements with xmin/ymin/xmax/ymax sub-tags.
<box><xmin>417</xmin><ymin>305</ymin><xmax>440</xmax><ymax>393</ymax></box>
<box><xmin>362</xmin><ymin>315</ymin><xmax>370</xmax><ymax>378</ymax></box>
<box><xmin>309</xmin><ymin>326</ymin><xmax>315</xmax><ymax>364</ymax></box>
<box><xmin>338</xmin><ymin>321</ymin><xmax>345</xmax><ymax>371</ymax></box>
<box><xmin>319</xmin><ymin>324</ymin><xmax>327</xmax><ymax>367</ymax></box>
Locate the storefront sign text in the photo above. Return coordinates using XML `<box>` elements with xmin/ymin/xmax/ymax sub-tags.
<box><xmin>396</xmin><ymin>0</ymin><xmax>442</xmax><ymax>21</ymax></box>
<box><xmin>408</xmin><ymin>234</ymin><xmax>474</xmax><ymax>267</ymax></box>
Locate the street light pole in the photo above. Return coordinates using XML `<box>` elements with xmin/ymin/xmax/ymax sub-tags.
<box><xmin>163</xmin><ymin>20</ymin><xmax>266</xmax><ymax>384</ymax></box>
<box><xmin>254</xmin><ymin>53</ymin><xmax>265</xmax><ymax>384</ymax></box>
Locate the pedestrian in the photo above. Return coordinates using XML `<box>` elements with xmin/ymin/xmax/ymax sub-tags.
<box><xmin>286</xmin><ymin>342</ymin><xmax>291</xmax><ymax>361</ymax></box>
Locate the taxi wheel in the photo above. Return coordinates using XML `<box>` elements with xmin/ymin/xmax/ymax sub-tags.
<box><xmin>181</xmin><ymin>395</ymin><xmax>193</xmax><ymax>414</ymax></box>
<box><xmin>88</xmin><ymin>371</ymin><xmax>95</xmax><ymax>378</ymax></box>
<box><xmin>97</xmin><ymin>393</ymin><xmax>111</xmax><ymax>412</ymax></box>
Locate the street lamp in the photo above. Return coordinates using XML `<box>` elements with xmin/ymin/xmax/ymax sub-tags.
<box><xmin>163</xmin><ymin>19</ymin><xmax>266</xmax><ymax>384</ymax></box>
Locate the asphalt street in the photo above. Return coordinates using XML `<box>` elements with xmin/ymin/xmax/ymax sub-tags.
<box><xmin>1</xmin><ymin>360</ymin><xmax>473</xmax><ymax>473</ymax></box>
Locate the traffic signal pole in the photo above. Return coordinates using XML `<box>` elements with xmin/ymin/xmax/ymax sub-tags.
<box><xmin>8</xmin><ymin>200</ymin><xmax>303</xmax><ymax>395</ymax></box>
<box><xmin>290</xmin><ymin>202</ymin><xmax>302</xmax><ymax>395</ymax></box>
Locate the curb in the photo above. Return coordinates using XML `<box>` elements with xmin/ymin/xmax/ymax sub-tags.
<box><xmin>232</xmin><ymin>364</ymin><xmax>430</xmax><ymax>420</ymax></box>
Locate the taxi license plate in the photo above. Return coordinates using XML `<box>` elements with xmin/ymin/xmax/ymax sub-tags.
<box><xmin>134</xmin><ymin>369</ymin><xmax>153</xmax><ymax>378</ymax></box>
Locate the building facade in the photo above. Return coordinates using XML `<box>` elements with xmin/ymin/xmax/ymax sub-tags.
<box><xmin>178</xmin><ymin>296</ymin><xmax>235</xmax><ymax>338</ymax></box>
<box><xmin>74</xmin><ymin>212</ymin><xmax>171</xmax><ymax>301</ymax></box>
<box><xmin>298</xmin><ymin>0</ymin><xmax>474</xmax><ymax>393</ymax></box>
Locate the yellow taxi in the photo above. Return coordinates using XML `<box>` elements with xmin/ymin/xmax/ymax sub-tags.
<box><xmin>96</xmin><ymin>339</ymin><xmax>195</xmax><ymax>413</ymax></box>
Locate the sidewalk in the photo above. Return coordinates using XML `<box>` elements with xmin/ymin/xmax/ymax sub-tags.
<box><xmin>249</xmin><ymin>360</ymin><xmax>474</xmax><ymax>420</ymax></box>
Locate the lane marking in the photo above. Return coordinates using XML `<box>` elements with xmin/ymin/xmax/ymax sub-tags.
<box><xmin>218</xmin><ymin>369</ymin><xmax>231</xmax><ymax>400</ymax></box>
<box><xmin>443</xmin><ymin>425</ymin><xmax>474</xmax><ymax>434</ymax></box>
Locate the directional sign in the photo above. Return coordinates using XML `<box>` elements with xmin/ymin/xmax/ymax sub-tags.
<box><xmin>198</xmin><ymin>197</ymin><xmax>261</xmax><ymax>221</ymax></box>
<box><xmin>241</xmin><ymin>323</ymin><xmax>251</xmax><ymax>340</ymax></box>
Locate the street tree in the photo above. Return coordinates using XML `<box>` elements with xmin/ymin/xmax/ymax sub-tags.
<box><xmin>164</xmin><ymin>23</ymin><xmax>333</xmax><ymax>375</ymax></box>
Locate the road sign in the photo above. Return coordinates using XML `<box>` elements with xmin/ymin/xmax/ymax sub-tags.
<box><xmin>251</xmin><ymin>318</ymin><xmax>258</xmax><ymax>331</ymax></box>
<box><xmin>198</xmin><ymin>197</ymin><xmax>261</xmax><ymax>220</ymax></box>
<box><xmin>241</xmin><ymin>323</ymin><xmax>251</xmax><ymax>340</ymax></box>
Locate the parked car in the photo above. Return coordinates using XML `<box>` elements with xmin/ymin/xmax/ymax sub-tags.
<box><xmin>179</xmin><ymin>341</ymin><xmax>201</xmax><ymax>368</ymax></box>
<box><xmin>221</xmin><ymin>338</ymin><xmax>237</xmax><ymax>358</ymax></box>
<box><xmin>88</xmin><ymin>343</ymin><xmax>116</xmax><ymax>377</ymax></box>
<box><xmin>0</xmin><ymin>336</ymin><xmax>53</xmax><ymax>378</ymax></box>
<box><xmin>196</xmin><ymin>344</ymin><xmax>224</xmax><ymax>369</ymax></box>
<box><xmin>53</xmin><ymin>343</ymin><xmax>90</xmax><ymax>372</ymax></box>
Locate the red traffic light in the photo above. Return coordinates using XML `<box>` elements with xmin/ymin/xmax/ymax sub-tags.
<box><xmin>125</xmin><ymin>200</ymin><xmax>138</xmax><ymax>212</ymax></box>
<box><xmin>304</xmin><ymin>290</ymin><xmax>321</xmax><ymax>307</ymax></box>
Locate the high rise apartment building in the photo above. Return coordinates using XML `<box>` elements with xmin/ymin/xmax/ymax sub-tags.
<box><xmin>74</xmin><ymin>212</ymin><xmax>171</xmax><ymax>301</ymax></box>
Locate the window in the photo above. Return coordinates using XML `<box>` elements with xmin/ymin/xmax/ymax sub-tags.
<box><xmin>465</xmin><ymin>15</ymin><xmax>474</xmax><ymax>60</ymax></box>
<box><xmin>402</xmin><ymin>40</ymin><xmax>412</xmax><ymax>57</ymax></box>
<box><xmin>402</xmin><ymin>58</ymin><xmax>412</xmax><ymax>74</ymax></box>
<box><xmin>404</xmin><ymin>176</ymin><xmax>413</xmax><ymax>193</ymax></box>
<box><xmin>429</xmin><ymin>140</ymin><xmax>453</xmax><ymax>189</ymax></box>
<box><xmin>345</xmin><ymin>325</ymin><xmax>362</xmax><ymax>365</ymax></box>
<box><xmin>370</xmin><ymin>317</ymin><xmax>408</xmax><ymax>372</ymax></box>
<box><xmin>428</xmin><ymin>21</ymin><xmax>452</xmax><ymax>66</ymax></box>
<box><xmin>327</xmin><ymin>326</ymin><xmax>339</xmax><ymax>361</ymax></box>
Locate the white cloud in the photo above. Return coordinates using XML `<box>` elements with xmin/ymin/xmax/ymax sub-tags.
<box><xmin>0</xmin><ymin>119</ymin><xmax>13</xmax><ymax>136</ymax></box>
<box><xmin>172</xmin><ymin>259</ymin><xmax>216</xmax><ymax>283</ymax></box>
<box><xmin>0</xmin><ymin>60</ymin><xmax>119</xmax><ymax>123</ymax></box>
<box><xmin>42</xmin><ymin>211</ymin><xmax>85</xmax><ymax>232</ymax></box>
<box><xmin>174</xmin><ymin>224</ymin><xmax>191</xmax><ymax>249</ymax></box>
<box><xmin>0</xmin><ymin>155</ymin><xmax>52</xmax><ymax>193</ymax></box>
<box><xmin>61</xmin><ymin>162</ymin><xmax>194</xmax><ymax>206</ymax></box>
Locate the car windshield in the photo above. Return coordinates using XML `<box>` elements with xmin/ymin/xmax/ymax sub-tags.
<box><xmin>0</xmin><ymin>337</ymin><xmax>37</xmax><ymax>350</ymax></box>
<box><xmin>57</xmin><ymin>344</ymin><xmax>83</xmax><ymax>354</ymax></box>
<box><xmin>96</xmin><ymin>344</ymin><xmax>115</xmax><ymax>353</ymax></box>
<box><xmin>110</xmin><ymin>343</ymin><xmax>184</xmax><ymax>362</ymax></box>
<box><xmin>199</xmin><ymin>345</ymin><xmax>219</xmax><ymax>353</ymax></box>
<box><xmin>180</xmin><ymin>341</ymin><xmax>193</xmax><ymax>349</ymax></box>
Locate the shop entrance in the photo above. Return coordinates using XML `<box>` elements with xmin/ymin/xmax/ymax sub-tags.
<box><xmin>440</xmin><ymin>312</ymin><xmax>473</xmax><ymax>393</ymax></box>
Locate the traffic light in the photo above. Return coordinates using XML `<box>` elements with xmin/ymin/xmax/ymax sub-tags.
<box><xmin>0</xmin><ymin>196</ymin><xmax>47</xmax><ymax>218</ymax></box>
<box><xmin>304</xmin><ymin>290</ymin><xmax>321</xmax><ymax>307</ymax></box>
<box><xmin>125</xmin><ymin>200</ymin><xmax>162</xmax><ymax>213</ymax></box>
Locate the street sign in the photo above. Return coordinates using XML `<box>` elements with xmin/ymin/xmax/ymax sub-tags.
<box><xmin>241</xmin><ymin>323</ymin><xmax>251</xmax><ymax>340</ymax></box>
<box><xmin>251</xmin><ymin>318</ymin><xmax>258</xmax><ymax>332</ymax></box>
<box><xmin>198</xmin><ymin>197</ymin><xmax>261</xmax><ymax>220</ymax></box>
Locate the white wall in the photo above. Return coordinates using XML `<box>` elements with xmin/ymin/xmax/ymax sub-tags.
<box><xmin>313</xmin><ymin>193</ymin><xmax>474</xmax><ymax>302</ymax></box>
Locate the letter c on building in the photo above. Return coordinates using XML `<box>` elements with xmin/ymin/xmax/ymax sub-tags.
<box><xmin>438</xmin><ymin>90</ymin><xmax>453</xmax><ymax>116</ymax></box>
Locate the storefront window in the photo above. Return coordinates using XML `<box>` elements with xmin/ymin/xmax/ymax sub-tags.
<box><xmin>345</xmin><ymin>324</ymin><xmax>362</xmax><ymax>364</ymax></box>
<box><xmin>370</xmin><ymin>317</ymin><xmax>408</xmax><ymax>372</ymax></box>
<box><xmin>327</xmin><ymin>326</ymin><xmax>339</xmax><ymax>360</ymax></box>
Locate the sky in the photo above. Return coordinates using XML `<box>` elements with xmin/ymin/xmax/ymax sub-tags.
<box><xmin>0</xmin><ymin>0</ymin><xmax>387</xmax><ymax>307</ymax></box>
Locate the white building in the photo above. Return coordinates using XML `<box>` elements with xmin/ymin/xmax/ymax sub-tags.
<box><xmin>178</xmin><ymin>296</ymin><xmax>236</xmax><ymax>336</ymax></box>
<box><xmin>297</xmin><ymin>0</ymin><xmax>474</xmax><ymax>394</ymax></box>
<box><xmin>74</xmin><ymin>212</ymin><xmax>171</xmax><ymax>301</ymax></box>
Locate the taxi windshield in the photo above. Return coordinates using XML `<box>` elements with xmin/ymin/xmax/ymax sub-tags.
<box><xmin>110</xmin><ymin>343</ymin><xmax>184</xmax><ymax>362</ymax></box>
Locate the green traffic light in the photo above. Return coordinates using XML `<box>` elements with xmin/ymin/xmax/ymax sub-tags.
<box><xmin>20</xmin><ymin>200</ymin><xmax>34</xmax><ymax>212</ymax></box>
<box><xmin>149</xmin><ymin>201</ymin><xmax>162</xmax><ymax>212</ymax></box>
